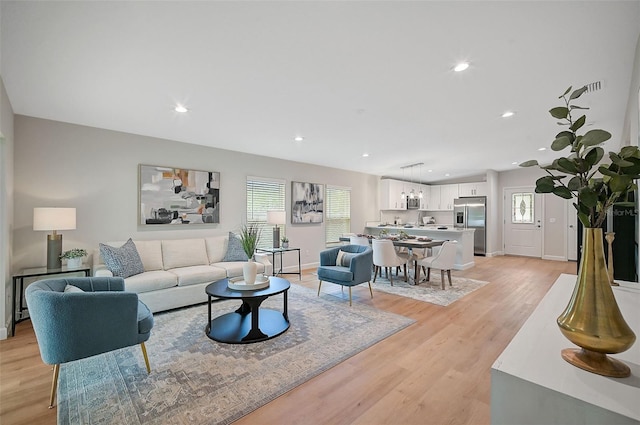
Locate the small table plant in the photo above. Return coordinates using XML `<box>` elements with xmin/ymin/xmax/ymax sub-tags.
<box><xmin>60</xmin><ymin>248</ymin><xmax>87</xmax><ymax>268</ymax></box>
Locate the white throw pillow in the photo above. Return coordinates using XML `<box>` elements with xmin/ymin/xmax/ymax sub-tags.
<box><xmin>64</xmin><ymin>284</ymin><xmax>84</xmax><ymax>293</ymax></box>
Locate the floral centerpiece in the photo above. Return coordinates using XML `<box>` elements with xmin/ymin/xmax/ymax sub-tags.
<box><xmin>520</xmin><ymin>85</ymin><xmax>637</xmax><ymax>377</ymax></box>
<box><xmin>281</xmin><ymin>236</ymin><xmax>289</xmax><ymax>249</ymax></box>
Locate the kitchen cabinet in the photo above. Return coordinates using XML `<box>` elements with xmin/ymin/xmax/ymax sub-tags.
<box><xmin>459</xmin><ymin>182</ymin><xmax>487</xmax><ymax>197</ymax></box>
<box><xmin>440</xmin><ymin>184</ymin><xmax>459</xmax><ymax>210</ymax></box>
<box><xmin>379</xmin><ymin>179</ymin><xmax>406</xmax><ymax>210</ymax></box>
<box><xmin>426</xmin><ymin>184</ymin><xmax>459</xmax><ymax>210</ymax></box>
<box><xmin>418</xmin><ymin>184</ymin><xmax>430</xmax><ymax>210</ymax></box>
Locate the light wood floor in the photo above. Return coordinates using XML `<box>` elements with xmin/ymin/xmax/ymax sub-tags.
<box><xmin>0</xmin><ymin>255</ymin><xmax>576</xmax><ymax>425</ymax></box>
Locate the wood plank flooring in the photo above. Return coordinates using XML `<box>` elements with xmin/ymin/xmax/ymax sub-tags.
<box><xmin>0</xmin><ymin>255</ymin><xmax>576</xmax><ymax>425</ymax></box>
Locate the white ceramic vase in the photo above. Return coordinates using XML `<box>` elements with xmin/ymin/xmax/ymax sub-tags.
<box><xmin>67</xmin><ymin>257</ymin><xmax>83</xmax><ymax>268</ymax></box>
<box><xmin>243</xmin><ymin>259</ymin><xmax>257</xmax><ymax>284</ymax></box>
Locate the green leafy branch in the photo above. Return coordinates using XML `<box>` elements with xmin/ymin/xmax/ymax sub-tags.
<box><xmin>239</xmin><ymin>223</ymin><xmax>261</xmax><ymax>259</ymax></box>
<box><xmin>521</xmin><ymin>86</ymin><xmax>640</xmax><ymax>228</ymax></box>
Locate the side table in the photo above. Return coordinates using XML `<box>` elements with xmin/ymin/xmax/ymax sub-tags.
<box><xmin>12</xmin><ymin>265</ymin><xmax>91</xmax><ymax>336</ymax></box>
<box><xmin>256</xmin><ymin>247</ymin><xmax>302</xmax><ymax>280</ymax></box>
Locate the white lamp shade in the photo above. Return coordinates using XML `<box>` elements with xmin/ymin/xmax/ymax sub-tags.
<box><xmin>266</xmin><ymin>210</ymin><xmax>286</xmax><ymax>225</ymax></box>
<box><xmin>33</xmin><ymin>207</ymin><xmax>77</xmax><ymax>231</ymax></box>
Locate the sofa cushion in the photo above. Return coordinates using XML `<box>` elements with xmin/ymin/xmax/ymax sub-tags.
<box><xmin>169</xmin><ymin>265</ymin><xmax>227</xmax><ymax>287</ymax></box>
<box><xmin>133</xmin><ymin>240</ymin><xmax>163</xmax><ymax>271</ymax></box>
<box><xmin>223</xmin><ymin>232</ymin><xmax>249</xmax><ymax>262</ymax></box>
<box><xmin>213</xmin><ymin>261</ymin><xmax>266</xmax><ymax>278</ymax></box>
<box><xmin>99</xmin><ymin>239</ymin><xmax>145</xmax><ymax>278</ymax></box>
<box><xmin>317</xmin><ymin>265</ymin><xmax>353</xmax><ymax>282</ymax></box>
<box><xmin>205</xmin><ymin>235</ymin><xmax>228</xmax><ymax>264</ymax></box>
<box><xmin>162</xmin><ymin>239</ymin><xmax>209</xmax><ymax>269</ymax></box>
<box><xmin>124</xmin><ymin>270</ymin><xmax>178</xmax><ymax>294</ymax></box>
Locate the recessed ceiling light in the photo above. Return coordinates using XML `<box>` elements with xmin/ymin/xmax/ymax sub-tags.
<box><xmin>512</xmin><ymin>161</ymin><xmax>518</xmax><ymax>165</ymax></box>
<box><xmin>428</xmin><ymin>169</ymin><xmax>433</xmax><ymax>173</ymax></box>
<box><xmin>362</xmin><ymin>153</ymin><xmax>369</xmax><ymax>158</ymax></box>
<box><xmin>174</xmin><ymin>105</ymin><xmax>188</xmax><ymax>113</ymax></box>
<box><xmin>294</xmin><ymin>136</ymin><xmax>304</xmax><ymax>142</ymax></box>
<box><xmin>453</xmin><ymin>62</ymin><xmax>470</xmax><ymax>72</ymax></box>
<box><xmin>538</xmin><ymin>147</ymin><xmax>546</xmax><ymax>151</ymax></box>
<box><xmin>502</xmin><ymin>111</ymin><xmax>515</xmax><ymax>118</ymax></box>
<box><xmin>445</xmin><ymin>173</ymin><xmax>450</xmax><ymax>177</ymax></box>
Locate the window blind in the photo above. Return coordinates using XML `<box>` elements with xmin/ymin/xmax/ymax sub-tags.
<box><xmin>246</xmin><ymin>176</ymin><xmax>286</xmax><ymax>249</ymax></box>
<box><xmin>325</xmin><ymin>185</ymin><xmax>351</xmax><ymax>244</ymax></box>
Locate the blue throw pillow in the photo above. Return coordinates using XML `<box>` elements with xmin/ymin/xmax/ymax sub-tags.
<box><xmin>99</xmin><ymin>238</ymin><xmax>145</xmax><ymax>278</ymax></box>
<box><xmin>223</xmin><ymin>232</ymin><xmax>249</xmax><ymax>262</ymax></box>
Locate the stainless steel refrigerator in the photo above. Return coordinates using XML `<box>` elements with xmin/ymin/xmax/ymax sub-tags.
<box><xmin>453</xmin><ymin>197</ymin><xmax>486</xmax><ymax>255</ymax></box>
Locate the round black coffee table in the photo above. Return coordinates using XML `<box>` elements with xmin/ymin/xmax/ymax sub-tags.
<box><xmin>205</xmin><ymin>276</ymin><xmax>290</xmax><ymax>344</ymax></box>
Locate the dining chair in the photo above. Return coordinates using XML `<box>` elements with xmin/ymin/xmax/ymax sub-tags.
<box><xmin>417</xmin><ymin>241</ymin><xmax>457</xmax><ymax>289</ymax></box>
<box><xmin>372</xmin><ymin>239</ymin><xmax>408</xmax><ymax>285</ymax></box>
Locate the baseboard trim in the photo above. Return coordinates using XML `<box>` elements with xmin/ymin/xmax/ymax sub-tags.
<box><xmin>542</xmin><ymin>255</ymin><xmax>567</xmax><ymax>262</ymax></box>
<box><xmin>486</xmin><ymin>251</ymin><xmax>504</xmax><ymax>257</ymax></box>
<box><xmin>0</xmin><ymin>325</ymin><xmax>8</xmax><ymax>340</ymax></box>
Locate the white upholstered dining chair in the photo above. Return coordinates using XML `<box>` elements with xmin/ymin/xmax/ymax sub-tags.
<box><xmin>372</xmin><ymin>239</ymin><xmax>408</xmax><ymax>285</ymax></box>
<box><xmin>417</xmin><ymin>241</ymin><xmax>457</xmax><ymax>289</ymax></box>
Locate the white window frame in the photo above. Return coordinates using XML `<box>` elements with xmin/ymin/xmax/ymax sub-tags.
<box><xmin>246</xmin><ymin>176</ymin><xmax>286</xmax><ymax>249</ymax></box>
<box><xmin>325</xmin><ymin>185</ymin><xmax>351</xmax><ymax>246</ymax></box>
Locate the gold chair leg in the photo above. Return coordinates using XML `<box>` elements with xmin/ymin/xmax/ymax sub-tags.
<box><xmin>49</xmin><ymin>364</ymin><xmax>60</xmax><ymax>409</ymax></box>
<box><xmin>368</xmin><ymin>282</ymin><xmax>373</xmax><ymax>298</ymax></box>
<box><xmin>318</xmin><ymin>280</ymin><xmax>322</xmax><ymax>296</ymax></box>
<box><xmin>141</xmin><ymin>342</ymin><xmax>151</xmax><ymax>374</ymax></box>
<box><xmin>349</xmin><ymin>287</ymin><xmax>352</xmax><ymax>306</ymax></box>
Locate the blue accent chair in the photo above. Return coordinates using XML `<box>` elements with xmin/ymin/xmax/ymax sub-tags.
<box><xmin>25</xmin><ymin>276</ymin><xmax>154</xmax><ymax>408</ymax></box>
<box><xmin>317</xmin><ymin>244</ymin><xmax>374</xmax><ymax>306</ymax></box>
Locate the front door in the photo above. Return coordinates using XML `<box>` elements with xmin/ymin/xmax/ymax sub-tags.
<box><xmin>504</xmin><ymin>188</ymin><xmax>542</xmax><ymax>257</ymax></box>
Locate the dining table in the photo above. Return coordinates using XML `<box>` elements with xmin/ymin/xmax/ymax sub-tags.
<box><xmin>339</xmin><ymin>236</ymin><xmax>446</xmax><ymax>284</ymax></box>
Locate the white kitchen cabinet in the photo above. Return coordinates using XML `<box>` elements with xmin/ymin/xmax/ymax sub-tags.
<box><xmin>418</xmin><ymin>184</ymin><xmax>430</xmax><ymax>210</ymax></box>
<box><xmin>440</xmin><ymin>184</ymin><xmax>459</xmax><ymax>210</ymax></box>
<box><xmin>379</xmin><ymin>179</ymin><xmax>407</xmax><ymax>210</ymax></box>
<box><xmin>459</xmin><ymin>182</ymin><xmax>488</xmax><ymax>197</ymax></box>
<box><xmin>427</xmin><ymin>185</ymin><xmax>440</xmax><ymax>210</ymax></box>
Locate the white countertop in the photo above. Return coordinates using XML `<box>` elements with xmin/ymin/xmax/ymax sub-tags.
<box><xmin>365</xmin><ymin>225</ymin><xmax>474</xmax><ymax>233</ymax></box>
<box><xmin>491</xmin><ymin>273</ymin><xmax>640</xmax><ymax>423</ymax></box>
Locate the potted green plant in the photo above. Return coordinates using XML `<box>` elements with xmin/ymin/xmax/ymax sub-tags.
<box><xmin>239</xmin><ymin>224</ymin><xmax>261</xmax><ymax>284</ymax></box>
<box><xmin>281</xmin><ymin>236</ymin><xmax>289</xmax><ymax>249</ymax></box>
<box><xmin>60</xmin><ymin>248</ymin><xmax>87</xmax><ymax>268</ymax></box>
<box><xmin>520</xmin><ymin>85</ymin><xmax>637</xmax><ymax>377</ymax></box>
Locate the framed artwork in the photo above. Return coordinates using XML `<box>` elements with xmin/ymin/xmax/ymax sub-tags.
<box><xmin>139</xmin><ymin>164</ymin><xmax>220</xmax><ymax>226</ymax></box>
<box><xmin>291</xmin><ymin>181</ymin><xmax>324</xmax><ymax>223</ymax></box>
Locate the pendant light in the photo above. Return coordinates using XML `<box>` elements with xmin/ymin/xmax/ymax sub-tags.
<box><xmin>400</xmin><ymin>167</ymin><xmax>406</xmax><ymax>199</ymax></box>
<box><xmin>419</xmin><ymin>163</ymin><xmax>424</xmax><ymax>199</ymax></box>
<box><xmin>409</xmin><ymin>165</ymin><xmax>415</xmax><ymax>199</ymax></box>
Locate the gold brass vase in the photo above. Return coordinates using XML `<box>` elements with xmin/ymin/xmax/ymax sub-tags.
<box><xmin>557</xmin><ymin>228</ymin><xmax>636</xmax><ymax>377</ymax></box>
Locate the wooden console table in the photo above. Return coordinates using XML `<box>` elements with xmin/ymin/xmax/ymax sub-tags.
<box><xmin>491</xmin><ymin>273</ymin><xmax>640</xmax><ymax>424</ymax></box>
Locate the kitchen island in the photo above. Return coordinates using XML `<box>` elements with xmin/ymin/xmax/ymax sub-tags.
<box><xmin>364</xmin><ymin>225</ymin><xmax>475</xmax><ymax>270</ymax></box>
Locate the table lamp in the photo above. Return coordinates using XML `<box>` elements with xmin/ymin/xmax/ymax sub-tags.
<box><xmin>33</xmin><ymin>207</ymin><xmax>76</xmax><ymax>269</ymax></box>
<box><xmin>266</xmin><ymin>210</ymin><xmax>286</xmax><ymax>249</ymax></box>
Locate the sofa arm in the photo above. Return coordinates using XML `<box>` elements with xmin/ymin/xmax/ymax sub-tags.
<box><xmin>349</xmin><ymin>248</ymin><xmax>373</xmax><ymax>285</ymax></box>
<box><xmin>94</xmin><ymin>265</ymin><xmax>114</xmax><ymax>278</ymax></box>
<box><xmin>254</xmin><ymin>253</ymin><xmax>273</xmax><ymax>276</ymax></box>
<box><xmin>320</xmin><ymin>247</ymin><xmax>341</xmax><ymax>266</ymax></box>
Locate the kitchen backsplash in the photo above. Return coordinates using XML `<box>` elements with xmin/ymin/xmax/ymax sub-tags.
<box><xmin>380</xmin><ymin>210</ymin><xmax>453</xmax><ymax>225</ymax></box>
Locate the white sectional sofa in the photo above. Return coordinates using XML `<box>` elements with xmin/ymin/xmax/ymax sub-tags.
<box><xmin>93</xmin><ymin>235</ymin><xmax>273</xmax><ymax>313</ymax></box>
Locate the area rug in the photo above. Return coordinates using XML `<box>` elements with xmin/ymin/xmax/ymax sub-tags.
<box><xmin>370</xmin><ymin>273</ymin><xmax>489</xmax><ymax>306</ymax></box>
<box><xmin>57</xmin><ymin>284</ymin><xmax>414</xmax><ymax>425</ymax></box>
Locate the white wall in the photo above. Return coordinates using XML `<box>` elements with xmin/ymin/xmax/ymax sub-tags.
<box><xmin>12</xmin><ymin>115</ymin><xmax>379</xmax><ymax>275</ymax></box>
<box><xmin>1</xmin><ymin>76</ymin><xmax>15</xmax><ymax>340</ymax></box>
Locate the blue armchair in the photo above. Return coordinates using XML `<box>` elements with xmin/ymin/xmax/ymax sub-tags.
<box><xmin>317</xmin><ymin>244</ymin><xmax>374</xmax><ymax>306</ymax></box>
<box><xmin>25</xmin><ymin>276</ymin><xmax>154</xmax><ymax>408</ymax></box>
